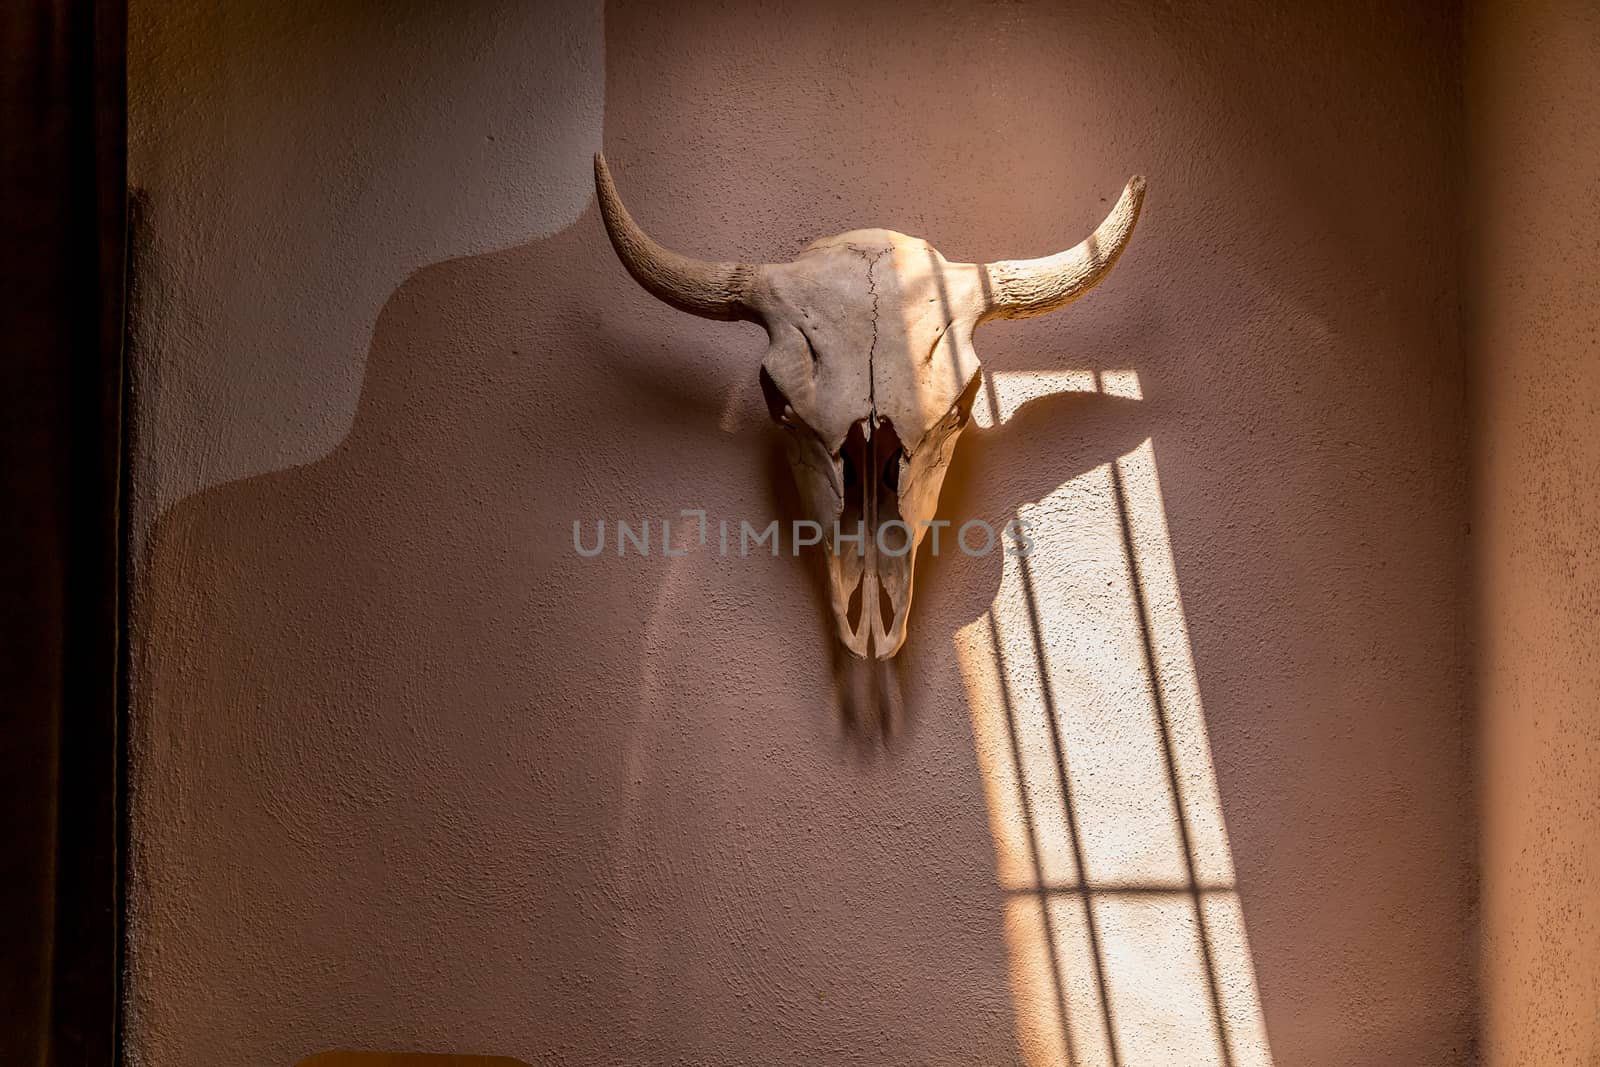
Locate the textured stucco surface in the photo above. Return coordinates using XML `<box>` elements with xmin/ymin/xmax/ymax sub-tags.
<box><xmin>127</xmin><ymin>2</ymin><xmax>1472</xmax><ymax>1064</ymax></box>
<box><xmin>1469</xmin><ymin>2</ymin><xmax>1600</xmax><ymax>1062</ymax></box>
<box><xmin>126</xmin><ymin>0</ymin><xmax>603</xmax><ymax>526</ymax></box>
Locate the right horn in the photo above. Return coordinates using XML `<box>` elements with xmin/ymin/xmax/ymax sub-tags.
<box><xmin>982</xmin><ymin>176</ymin><xmax>1147</xmax><ymax>320</ymax></box>
<box><xmin>594</xmin><ymin>153</ymin><xmax>759</xmax><ymax>322</ymax></box>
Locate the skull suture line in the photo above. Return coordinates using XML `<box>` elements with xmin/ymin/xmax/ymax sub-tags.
<box><xmin>595</xmin><ymin>154</ymin><xmax>1146</xmax><ymax>660</ymax></box>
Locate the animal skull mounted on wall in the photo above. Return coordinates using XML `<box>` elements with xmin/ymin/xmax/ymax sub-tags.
<box><xmin>595</xmin><ymin>154</ymin><xmax>1145</xmax><ymax>659</ymax></box>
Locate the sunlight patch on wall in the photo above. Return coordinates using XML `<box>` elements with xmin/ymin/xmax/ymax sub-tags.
<box><xmin>971</xmin><ymin>369</ymin><xmax>1142</xmax><ymax>429</ymax></box>
<box><xmin>957</xmin><ymin>370</ymin><xmax>1272</xmax><ymax>1066</ymax></box>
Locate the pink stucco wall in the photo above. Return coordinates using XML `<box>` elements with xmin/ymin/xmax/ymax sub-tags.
<box><xmin>1469</xmin><ymin>2</ymin><xmax>1600</xmax><ymax>1062</ymax></box>
<box><xmin>127</xmin><ymin>2</ymin><xmax>1473</xmax><ymax>1063</ymax></box>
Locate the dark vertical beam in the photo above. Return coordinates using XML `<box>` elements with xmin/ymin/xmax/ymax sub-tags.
<box><xmin>0</xmin><ymin>0</ymin><xmax>127</xmax><ymax>1063</ymax></box>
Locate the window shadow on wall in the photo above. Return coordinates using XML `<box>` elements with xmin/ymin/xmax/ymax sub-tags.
<box><xmin>953</xmin><ymin>370</ymin><xmax>1274</xmax><ymax>1067</ymax></box>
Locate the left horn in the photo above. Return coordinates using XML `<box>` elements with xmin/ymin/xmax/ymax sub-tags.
<box><xmin>981</xmin><ymin>175</ymin><xmax>1147</xmax><ymax>320</ymax></box>
<box><xmin>594</xmin><ymin>153</ymin><xmax>759</xmax><ymax>322</ymax></box>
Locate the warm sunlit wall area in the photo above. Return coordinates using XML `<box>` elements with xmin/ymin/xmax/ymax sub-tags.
<box><xmin>1468</xmin><ymin>2</ymin><xmax>1600</xmax><ymax>1061</ymax></box>
<box><xmin>125</xmin><ymin>2</ymin><xmax>1471</xmax><ymax>1064</ymax></box>
<box><xmin>959</xmin><ymin>371</ymin><xmax>1273</xmax><ymax>1066</ymax></box>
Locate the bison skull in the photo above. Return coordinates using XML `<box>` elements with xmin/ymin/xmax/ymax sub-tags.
<box><xmin>594</xmin><ymin>154</ymin><xmax>1145</xmax><ymax>659</ymax></box>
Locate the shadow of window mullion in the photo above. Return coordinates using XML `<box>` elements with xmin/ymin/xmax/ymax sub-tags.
<box><xmin>1017</xmin><ymin>546</ymin><xmax>1123</xmax><ymax>1067</ymax></box>
<box><xmin>987</xmin><ymin>613</ymin><xmax>1080</xmax><ymax>1067</ymax></box>
<box><xmin>1107</xmin><ymin>456</ymin><xmax>1235</xmax><ymax>1067</ymax></box>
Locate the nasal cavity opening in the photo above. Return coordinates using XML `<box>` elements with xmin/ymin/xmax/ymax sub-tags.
<box><xmin>877</xmin><ymin>582</ymin><xmax>897</xmax><ymax>637</ymax></box>
<box><xmin>875</xmin><ymin>421</ymin><xmax>903</xmax><ymax>496</ymax></box>
<box><xmin>846</xmin><ymin>577</ymin><xmax>864</xmax><ymax>634</ymax></box>
<box><xmin>881</xmin><ymin>449</ymin><xmax>901</xmax><ymax>494</ymax></box>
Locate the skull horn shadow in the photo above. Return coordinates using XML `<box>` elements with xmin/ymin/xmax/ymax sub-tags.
<box><xmin>928</xmin><ymin>385</ymin><xmax>1157</xmax><ymax>634</ymax></box>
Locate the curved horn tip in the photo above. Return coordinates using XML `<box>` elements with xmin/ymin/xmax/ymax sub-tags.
<box><xmin>593</xmin><ymin>152</ymin><xmax>620</xmax><ymax>199</ymax></box>
<box><xmin>980</xmin><ymin>174</ymin><xmax>1148</xmax><ymax>321</ymax></box>
<box><xmin>590</xmin><ymin>151</ymin><xmax>758</xmax><ymax>323</ymax></box>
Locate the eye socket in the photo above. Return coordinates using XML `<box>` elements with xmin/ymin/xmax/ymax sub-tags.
<box><xmin>800</xmin><ymin>331</ymin><xmax>825</xmax><ymax>364</ymax></box>
<box><xmin>953</xmin><ymin>372</ymin><xmax>981</xmax><ymax>429</ymax></box>
<box><xmin>758</xmin><ymin>366</ymin><xmax>791</xmax><ymax>423</ymax></box>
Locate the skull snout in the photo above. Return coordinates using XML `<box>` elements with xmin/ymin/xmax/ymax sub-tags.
<box><xmin>826</xmin><ymin>419</ymin><xmax>914</xmax><ymax>660</ymax></box>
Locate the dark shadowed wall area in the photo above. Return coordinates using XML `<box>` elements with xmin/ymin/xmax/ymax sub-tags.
<box><xmin>126</xmin><ymin>2</ymin><xmax>1471</xmax><ymax>1064</ymax></box>
<box><xmin>1468</xmin><ymin>1</ymin><xmax>1600</xmax><ymax>1062</ymax></box>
